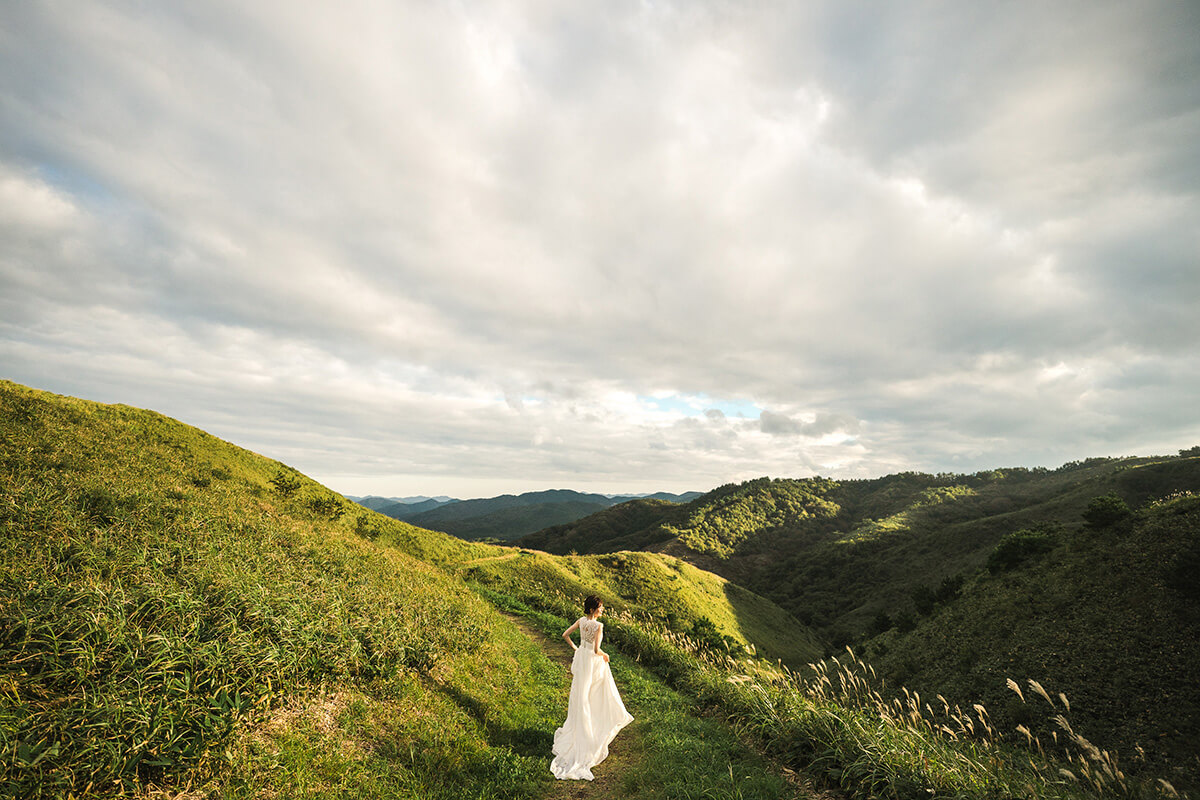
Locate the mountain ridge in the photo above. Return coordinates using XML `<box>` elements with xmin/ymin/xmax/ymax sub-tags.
<box><xmin>363</xmin><ymin>488</ymin><xmax>702</xmax><ymax>541</ymax></box>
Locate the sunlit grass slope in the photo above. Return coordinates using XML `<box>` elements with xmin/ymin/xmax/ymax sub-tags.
<box><xmin>459</xmin><ymin>548</ymin><xmax>823</xmax><ymax>665</ymax></box>
<box><xmin>0</xmin><ymin>379</ymin><xmax>820</xmax><ymax>798</ymax></box>
<box><xmin>0</xmin><ymin>380</ymin><xmax>563</xmax><ymax>798</ymax></box>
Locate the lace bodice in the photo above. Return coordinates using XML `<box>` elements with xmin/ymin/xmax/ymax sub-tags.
<box><xmin>579</xmin><ymin>617</ymin><xmax>601</xmax><ymax>648</ymax></box>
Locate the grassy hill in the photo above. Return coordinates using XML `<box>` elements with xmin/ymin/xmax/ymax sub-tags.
<box><xmin>0</xmin><ymin>380</ymin><xmax>819</xmax><ymax>798</ymax></box>
<box><xmin>867</xmin><ymin>491</ymin><xmax>1200</xmax><ymax>793</ymax></box>
<box><xmin>376</xmin><ymin>496</ymin><xmax>456</xmax><ymax>519</ymax></box>
<box><xmin>0</xmin><ymin>379</ymin><xmax>539</xmax><ymax>798</ymax></box>
<box><xmin>519</xmin><ymin>463</ymin><xmax>1200</xmax><ymax>793</ymax></box>
<box><xmin>460</xmin><ymin>548</ymin><xmax>823</xmax><ymax>666</ymax></box>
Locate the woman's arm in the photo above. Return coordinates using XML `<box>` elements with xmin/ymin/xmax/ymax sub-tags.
<box><xmin>562</xmin><ymin>619</ymin><xmax>580</xmax><ymax>651</ymax></box>
<box><xmin>595</xmin><ymin>623</ymin><xmax>609</xmax><ymax>662</ymax></box>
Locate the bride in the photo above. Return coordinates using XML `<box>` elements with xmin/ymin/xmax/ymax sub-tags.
<box><xmin>550</xmin><ymin>595</ymin><xmax>634</xmax><ymax>780</ymax></box>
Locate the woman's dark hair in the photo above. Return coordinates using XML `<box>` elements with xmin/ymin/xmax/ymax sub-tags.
<box><xmin>584</xmin><ymin>595</ymin><xmax>602</xmax><ymax>615</ymax></box>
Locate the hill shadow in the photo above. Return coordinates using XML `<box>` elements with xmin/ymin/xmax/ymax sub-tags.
<box><xmin>425</xmin><ymin>676</ymin><xmax>553</xmax><ymax>757</ymax></box>
<box><xmin>723</xmin><ymin>581</ymin><xmax>824</xmax><ymax>668</ymax></box>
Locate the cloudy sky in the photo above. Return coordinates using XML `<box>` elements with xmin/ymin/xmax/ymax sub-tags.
<box><xmin>2</xmin><ymin>2</ymin><xmax>1198</xmax><ymax>500</ymax></box>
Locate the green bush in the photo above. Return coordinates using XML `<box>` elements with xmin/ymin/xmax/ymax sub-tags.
<box><xmin>935</xmin><ymin>574</ymin><xmax>965</xmax><ymax>603</ymax></box>
<box><xmin>268</xmin><ymin>470</ymin><xmax>301</xmax><ymax>497</ymax></box>
<box><xmin>306</xmin><ymin>492</ymin><xmax>345</xmax><ymax>520</ymax></box>
<box><xmin>987</xmin><ymin>528</ymin><xmax>1056</xmax><ymax>572</ymax></box>
<box><xmin>911</xmin><ymin>585</ymin><xmax>937</xmax><ymax>616</ymax></box>
<box><xmin>1082</xmin><ymin>492</ymin><xmax>1131</xmax><ymax>528</ymax></box>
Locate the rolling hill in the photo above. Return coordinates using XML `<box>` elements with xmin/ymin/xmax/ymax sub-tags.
<box><xmin>5</xmin><ymin>378</ymin><xmax>1192</xmax><ymax>797</ymax></box>
<box><xmin>0</xmin><ymin>379</ymin><xmax>820</xmax><ymax>798</ymax></box>
<box><xmin>376</xmin><ymin>496</ymin><xmax>457</xmax><ymax>519</ymax></box>
<box><xmin>519</xmin><ymin>463</ymin><xmax>1200</xmax><ymax>791</ymax></box>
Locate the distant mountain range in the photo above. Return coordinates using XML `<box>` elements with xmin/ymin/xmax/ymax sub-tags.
<box><xmin>347</xmin><ymin>489</ymin><xmax>702</xmax><ymax>541</ymax></box>
<box><xmin>349</xmin><ymin>494</ymin><xmax>456</xmax><ymax>512</ymax></box>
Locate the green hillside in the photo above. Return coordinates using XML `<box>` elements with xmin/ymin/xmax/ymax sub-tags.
<box><xmin>519</xmin><ymin>465</ymin><xmax>1200</xmax><ymax>635</ymax></box>
<box><xmin>867</xmin><ymin>492</ymin><xmax>1200</xmax><ymax>793</ymax></box>
<box><xmin>6</xmin><ymin>378</ymin><xmax>1191</xmax><ymax>798</ymax></box>
<box><xmin>0</xmin><ymin>379</ymin><xmax>534</xmax><ymax>798</ymax></box>
<box><xmin>520</xmin><ymin>464</ymin><xmax>1200</xmax><ymax>793</ymax></box>
<box><xmin>0</xmin><ymin>380</ymin><xmax>818</xmax><ymax>798</ymax></box>
<box><xmin>460</xmin><ymin>548</ymin><xmax>823</xmax><ymax>666</ymax></box>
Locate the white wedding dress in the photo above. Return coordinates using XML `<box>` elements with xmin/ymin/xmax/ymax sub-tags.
<box><xmin>550</xmin><ymin>617</ymin><xmax>634</xmax><ymax>780</ymax></box>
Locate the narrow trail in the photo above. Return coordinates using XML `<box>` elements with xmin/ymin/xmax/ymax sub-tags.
<box><xmin>502</xmin><ymin>612</ymin><xmax>642</xmax><ymax>799</ymax></box>
<box><xmin>502</xmin><ymin>612</ymin><xmax>835</xmax><ymax>800</ymax></box>
<box><xmin>463</xmin><ymin>552</ymin><xmax>522</xmax><ymax>567</ymax></box>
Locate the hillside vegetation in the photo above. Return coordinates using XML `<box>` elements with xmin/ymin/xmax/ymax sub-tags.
<box><xmin>461</xmin><ymin>548</ymin><xmax>823</xmax><ymax>666</ymax></box>
<box><xmin>5</xmin><ymin>379</ymin><xmax>1191</xmax><ymax>799</ymax></box>
<box><xmin>0</xmin><ymin>380</ymin><xmax>811</xmax><ymax>798</ymax></box>
<box><xmin>521</xmin><ymin>463</ymin><xmax>1200</xmax><ymax>792</ymax></box>
<box><xmin>0</xmin><ymin>380</ymin><xmax>544</xmax><ymax>798</ymax></box>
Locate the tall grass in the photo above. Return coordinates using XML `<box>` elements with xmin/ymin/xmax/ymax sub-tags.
<box><xmin>477</xmin><ymin>573</ymin><xmax>1184</xmax><ymax>800</ymax></box>
<box><xmin>0</xmin><ymin>382</ymin><xmax>558</xmax><ymax>798</ymax></box>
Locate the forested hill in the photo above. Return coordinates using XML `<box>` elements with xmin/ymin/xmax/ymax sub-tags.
<box><xmin>519</xmin><ymin>461</ymin><xmax>1200</xmax><ymax>631</ymax></box>
<box><xmin>520</xmin><ymin>460</ymin><xmax>1200</xmax><ymax>790</ymax></box>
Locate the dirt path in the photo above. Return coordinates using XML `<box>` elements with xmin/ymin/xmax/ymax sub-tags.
<box><xmin>462</xmin><ymin>552</ymin><xmax>522</xmax><ymax>568</ymax></box>
<box><xmin>506</xmin><ymin>611</ymin><xmax>839</xmax><ymax>800</ymax></box>
<box><xmin>502</xmin><ymin>613</ymin><xmax>642</xmax><ymax>799</ymax></box>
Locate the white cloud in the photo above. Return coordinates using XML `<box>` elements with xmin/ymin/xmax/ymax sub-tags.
<box><xmin>2</xmin><ymin>1</ymin><xmax>1198</xmax><ymax>497</ymax></box>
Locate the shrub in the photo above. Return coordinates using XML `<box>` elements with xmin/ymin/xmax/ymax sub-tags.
<box><xmin>306</xmin><ymin>493</ymin><xmax>345</xmax><ymax>521</ymax></box>
<box><xmin>269</xmin><ymin>470</ymin><xmax>301</xmax><ymax>497</ymax></box>
<box><xmin>987</xmin><ymin>528</ymin><xmax>1055</xmax><ymax>572</ymax></box>
<box><xmin>689</xmin><ymin>616</ymin><xmax>741</xmax><ymax>653</ymax></box>
<box><xmin>935</xmin><ymin>574</ymin><xmax>965</xmax><ymax>603</ymax></box>
<box><xmin>912</xmin><ymin>575</ymin><xmax>964</xmax><ymax>617</ymax></box>
<box><xmin>1082</xmin><ymin>492</ymin><xmax>1131</xmax><ymax>528</ymax></box>
<box><xmin>353</xmin><ymin>513</ymin><xmax>378</xmax><ymax>540</ymax></box>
